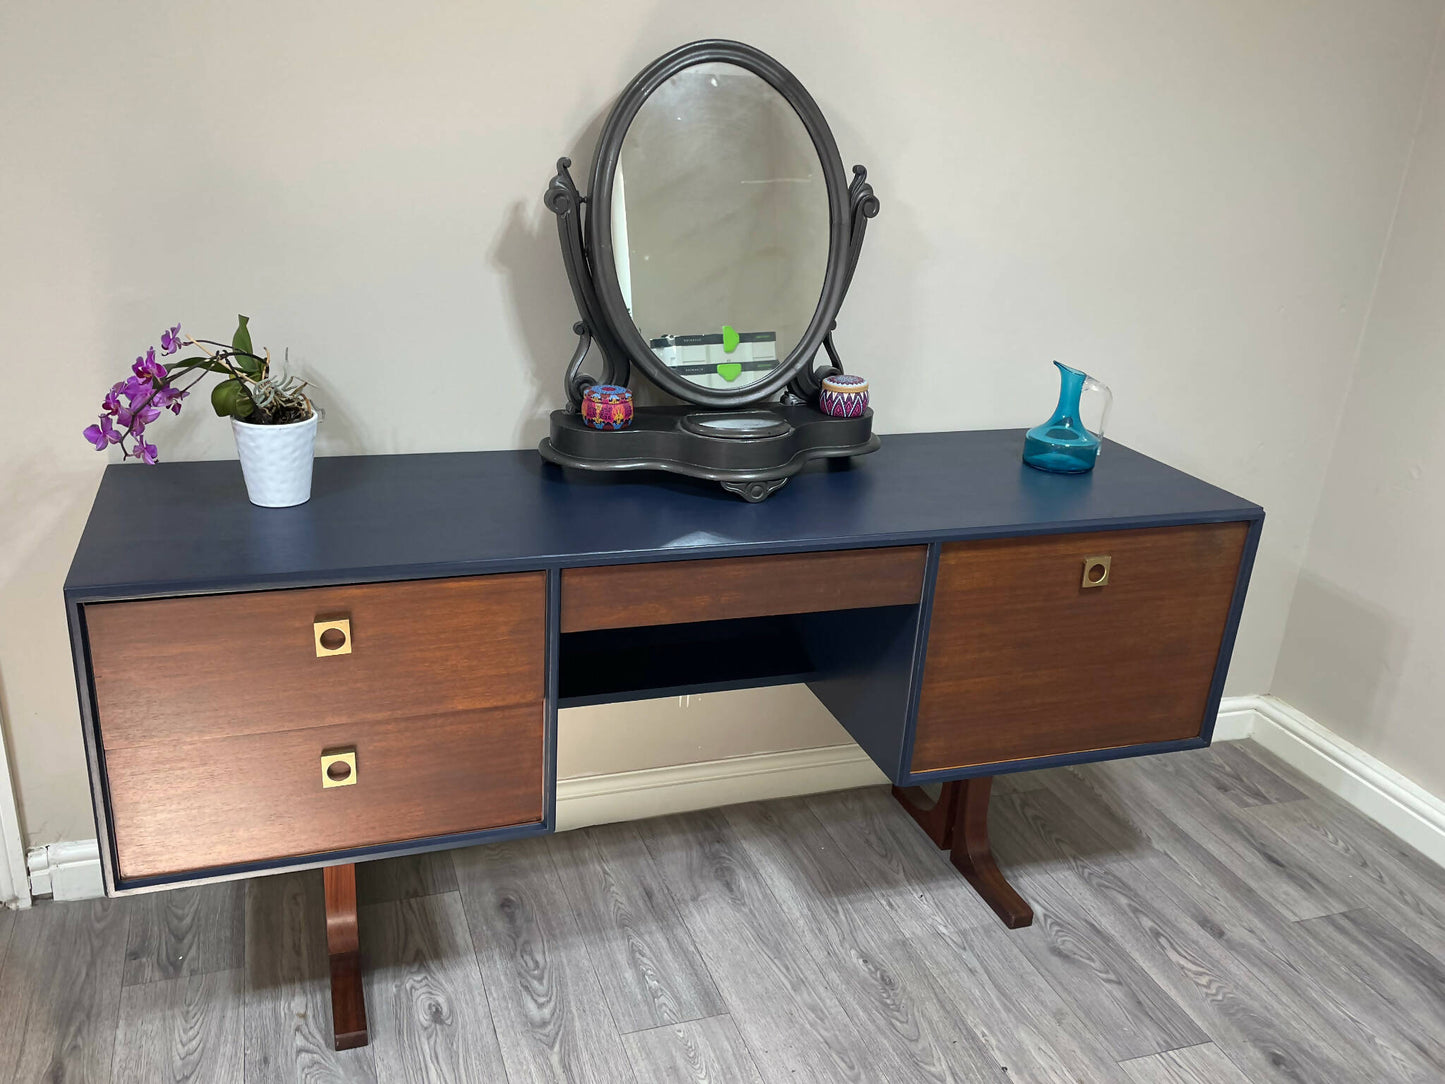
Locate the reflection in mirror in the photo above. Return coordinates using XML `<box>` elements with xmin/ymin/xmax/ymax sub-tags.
<box><xmin>612</xmin><ymin>61</ymin><xmax>830</xmax><ymax>392</ymax></box>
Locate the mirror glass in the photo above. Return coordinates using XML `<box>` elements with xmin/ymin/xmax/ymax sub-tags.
<box><xmin>611</xmin><ymin>61</ymin><xmax>830</xmax><ymax>392</ymax></box>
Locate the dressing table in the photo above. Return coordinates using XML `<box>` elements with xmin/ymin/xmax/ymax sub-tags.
<box><xmin>66</xmin><ymin>431</ymin><xmax>1260</xmax><ymax>1048</ymax></box>
<box><xmin>65</xmin><ymin>40</ymin><xmax>1262</xmax><ymax>1050</ymax></box>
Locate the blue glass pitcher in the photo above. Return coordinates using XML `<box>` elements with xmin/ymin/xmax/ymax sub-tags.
<box><xmin>1022</xmin><ymin>361</ymin><xmax>1113</xmax><ymax>473</ymax></box>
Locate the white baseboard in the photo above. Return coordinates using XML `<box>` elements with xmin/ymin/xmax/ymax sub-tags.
<box><xmin>554</xmin><ymin>743</ymin><xmax>887</xmax><ymax>832</ymax></box>
<box><xmin>31</xmin><ymin>696</ymin><xmax>1442</xmax><ymax>903</ymax></box>
<box><xmin>26</xmin><ymin>839</ymin><xmax>103</xmax><ymax>902</ymax></box>
<box><xmin>0</xmin><ymin>741</ymin><xmax>29</xmax><ymax>909</ymax></box>
<box><xmin>1212</xmin><ymin>694</ymin><xmax>1445</xmax><ymax>869</ymax></box>
<box><xmin>1211</xmin><ymin>694</ymin><xmax>1263</xmax><ymax>741</ymax></box>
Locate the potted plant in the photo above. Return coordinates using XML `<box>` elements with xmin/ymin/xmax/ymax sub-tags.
<box><xmin>84</xmin><ymin>316</ymin><xmax>320</xmax><ymax>507</ymax></box>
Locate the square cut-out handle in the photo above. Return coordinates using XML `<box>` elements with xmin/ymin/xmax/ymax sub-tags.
<box><xmin>1082</xmin><ymin>556</ymin><xmax>1111</xmax><ymax>588</ymax></box>
<box><xmin>315</xmin><ymin>617</ymin><xmax>352</xmax><ymax>657</ymax></box>
<box><xmin>321</xmin><ymin>749</ymin><xmax>357</xmax><ymax>788</ymax></box>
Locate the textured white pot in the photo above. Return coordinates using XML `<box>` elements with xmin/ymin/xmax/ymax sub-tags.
<box><xmin>231</xmin><ymin>413</ymin><xmax>318</xmax><ymax>507</ymax></box>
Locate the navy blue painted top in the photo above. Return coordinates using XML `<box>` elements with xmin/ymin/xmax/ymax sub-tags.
<box><xmin>65</xmin><ymin>429</ymin><xmax>1262</xmax><ymax>601</ymax></box>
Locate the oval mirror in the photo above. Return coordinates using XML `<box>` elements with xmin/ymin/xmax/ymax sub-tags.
<box><xmin>541</xmin><ymin>40</ymin><xmax>881</xmax><ymax>497</ymax></box>
<box><xmin>610</xmin><ymin>62</ymin><xmax>830</xmax><ymax>393</ymax></box>
<box><xmin>586</xmin><ymin>41</ymin><xmax>852</xmax><ymax>408</ymax></box>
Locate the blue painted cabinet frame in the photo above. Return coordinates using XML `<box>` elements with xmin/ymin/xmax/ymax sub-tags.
<box><xmin>65</xmin><ymin>429</ymin><xmax>1262</xmax><ymax>896</ymax></box>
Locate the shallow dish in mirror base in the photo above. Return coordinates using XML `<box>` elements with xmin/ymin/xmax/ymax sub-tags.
<box><xmin>539</xmin><ymin>404</ymin><xmax>876</xmax><ymax>501</ymax></box>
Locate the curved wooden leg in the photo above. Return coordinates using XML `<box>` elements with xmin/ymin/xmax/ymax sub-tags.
<box><xmin>891</xmin><ymin>782</ymin><xmax>962</xmax><ymax>849</ymax></box>
<box><xmin>949</xmin><ymin>777</ymin><xmax>1033</xmax><ymax>929</ymax></box>
<box><xmin>324</xmin><ymin>863</ymin><xmax>369</xmax><ymax>1050</ymax></box>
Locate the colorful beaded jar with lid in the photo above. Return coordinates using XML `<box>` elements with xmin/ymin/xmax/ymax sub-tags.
<box><xmin>581</xmin><ymin>384</ymin><xmax>634</xmax><ymax>430</ymax></box>
<box><xmin>819</xmin><ymin>374</ymin><xmax>870</xmax><ymax>418</ymax></box>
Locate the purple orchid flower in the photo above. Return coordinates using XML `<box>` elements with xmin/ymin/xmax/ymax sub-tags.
<box><xmin>152</xmin><ymin>384</ymin><xmax>188</xmax><ymax>415</ymax></box>
<box><xmin>86</xmin><ymin>317</ymin><xmax>278</xmax><ymax>464</ymax></box>
<box><xmin>101</xmin><ymin>381</ymin><xmax>126</xmax><ymax>416</ymax></box>
<box><xmin>132</xmin><ymin>347</ymin><xmax>167</xmax><ymax>383</ymax></box>
<box><xmin>127</xmin><ymin>379</ymin><xmax>164</xmax><ymax>425</ymax></box>
<box><xmin>86</xmin><ymin>332</ymin><xmax>194</xmax><ymax>461</ymax></box>
<box><xmin>82</xmin><ymin>415</ymin><xmax>120</xmax><ymax>450</ymax></box>
<box><xmin>131</xmin><ymin>395</ymin><xmax>163</xmax><ymax>426</ymax></box>
<box><xmin>115</xmin><ymin>376</ymin><xmax>152</xmax><ymax>425</ymax></box>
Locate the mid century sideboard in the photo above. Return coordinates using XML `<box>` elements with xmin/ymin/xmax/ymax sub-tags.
<box><xmin>64</xmin><ymin>428</ymin><xmax>1261</xmax><ymax>1049</ymax></box>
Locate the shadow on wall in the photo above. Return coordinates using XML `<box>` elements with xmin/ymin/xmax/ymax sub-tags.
<box><xmin>491</xmin><ymin>104</ymin><xmax>616</xmax><ymax>451</ymax></box>
<box><xmin>0</xmin><ymin>674</ymin><xmax>16</xmax><ymax>837</ymax></box>
<box><xmin>1274</xmin><ymin>571</ymin><xmax>1407</xmax><ymax>741</ymax></box>
<box><xmin>308</xmin><ymin>375</ymin><xmax>368</xmax><ymax>460</ymax></box>
<box><xmin>0</xmin><ymin>455</ymin><xmax>109</xmax><ymax>844</ymax></box>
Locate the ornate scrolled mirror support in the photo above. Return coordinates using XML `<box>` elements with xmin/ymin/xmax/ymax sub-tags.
<box><xmin>539</xmin><ymin>40</ymin><xmax>881</xmax><ymax>500</ymax></box>
<box><xmin>544</xmin><ymin>158</ymin><xmax>630</xmax><ymax>409</ymax></box>
<box><xmin>786</xmin><ymin>165</ymin><xmax>880</xmax><ymax>402</ymax></box>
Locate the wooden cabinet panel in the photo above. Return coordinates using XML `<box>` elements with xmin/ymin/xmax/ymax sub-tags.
<box><xmin>561</xmin><ymin>546</ymin><xmax>927</xmax><ymax>633</ymax></box>
<box><xmin>912</xmin><ymin>523</ymin><xmax>1248</xmax><ymax>773</ymax></box>
<box><xmin>86</xmin><ymin>573</ymin><xmax>544</xmax><ymax>749</ymax></box>
<box><xmin>105</xmin><ymin>705</ymin><xmax>544</xmax><ymax>880</ymax></box>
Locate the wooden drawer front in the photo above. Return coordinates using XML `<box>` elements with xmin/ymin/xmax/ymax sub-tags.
<box><xmin>561</xmin><ymin>546</ymin><xmax>927</xmax><ymax>633</ymax></box>
<box><xmin>105</xmin><ymin>705</ymin><xmax>543</xmax><ymax>880</ymax></box>
<box><xmin>912</xmin><ymin>522</ymin><xmax>1248</xmax><ymax>773</ymax></box>
<box><xmin>87</xmin><ymin>573</ymin><xmax>544</xmax><ymax>749</ymax></box>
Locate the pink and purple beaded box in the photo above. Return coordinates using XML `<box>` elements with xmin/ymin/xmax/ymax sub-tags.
<box><xmin>819</xmin><ymin>374</ymin><xmax>869</xmax><ymax>418</ymax></box>
<box><xmin>581</xmin><ymin>384</ymin><xmax>634</xmax><ymax>430</ymax></box>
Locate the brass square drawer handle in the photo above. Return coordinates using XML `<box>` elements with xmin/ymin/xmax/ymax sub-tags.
<box><xmin>321</xmin><ymin>748</ymin><xmax>357</xmax><ymax>788</ymax></box>
<box><xmin>1082</xmin><ymin>556</ymin><xmax>1111</xmax><ymax>588</ymax></box>
<box><xmin>314</xmin><ymin>617</ymin><xmax>352</xmax><ymax>657</ymax></box>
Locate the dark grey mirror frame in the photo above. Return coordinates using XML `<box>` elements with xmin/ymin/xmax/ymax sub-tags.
<box><xmin>546</xmin><ymin>39</ymin><xmax>879</xmax><ymax>410</ymax></box>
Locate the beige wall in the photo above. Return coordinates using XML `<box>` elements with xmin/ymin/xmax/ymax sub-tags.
<box><xmin>1273</xmin><ymin>33</ymin><xmax>1445</xmax><ymax>799</ymax></box>
<box><xmin>2</xmin><ymin>0</ymin><xmax>1441</xmax><ymax>845</ymax></box>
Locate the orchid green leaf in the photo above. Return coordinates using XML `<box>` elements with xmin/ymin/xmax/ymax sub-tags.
<box><xmin>168</xmin><ymin>357</ymin><xmax>228</xmax><ymax>375</ymax></box>
<box><xmin>232</xmin><ymin>314</ymin><xmax>253</xmax><ymax>358</ymax></box>
<box><xmin>211</xmin><ymin>377</ymin><xmax>254</xmax><ymax>419</ymax></box>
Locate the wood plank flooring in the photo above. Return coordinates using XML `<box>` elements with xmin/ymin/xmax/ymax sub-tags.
<box><xmin>1</xmin><ymin>740</ymin><xmax>1441</xmax><ymax>1082</ymax></box>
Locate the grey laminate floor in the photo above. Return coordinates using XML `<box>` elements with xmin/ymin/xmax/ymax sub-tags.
<box><xmin>2</xmin><ymin>740</ymin><xmax>1443</xmax><ymax>1082</ymax></box>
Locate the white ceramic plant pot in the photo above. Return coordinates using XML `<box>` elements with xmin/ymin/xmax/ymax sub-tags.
<box><xmin>231</xmin><ymin>413</ymin><xmax>318</xmax><ymax>508</ymax></box>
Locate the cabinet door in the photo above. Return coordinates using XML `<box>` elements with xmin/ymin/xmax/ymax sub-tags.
<box><xmin>911</xmin><ymin>523</ymin><xmax>1248</xmax><ymax>774</ymax></box>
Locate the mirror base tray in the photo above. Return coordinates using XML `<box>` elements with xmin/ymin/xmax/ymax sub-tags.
<box><xmin>539</xmin><ymin>405</ymin><xmax>878</xmax><ymax>501</ymax></box>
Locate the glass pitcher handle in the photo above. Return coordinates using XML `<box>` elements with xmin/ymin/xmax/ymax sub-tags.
<box><xmin>1081</xmin><ymin>375</ymin><xmax>1113</xmax><ymax>450</ymax></box>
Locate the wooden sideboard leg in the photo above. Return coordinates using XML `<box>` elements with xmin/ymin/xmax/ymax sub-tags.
<box><xmin>891</xmin><ymin>781</ymin><xmax>962</xmax><ymax>849</ymax></box>
<box><xmin>323</xmin><ymin>863</ymin><xmax>369</xmax><ymax>1050</ymax></box>
<box><xmin>949</xmin><ymin>776</ymin><xmax>1033</xmax><ymax>929</ymax></box>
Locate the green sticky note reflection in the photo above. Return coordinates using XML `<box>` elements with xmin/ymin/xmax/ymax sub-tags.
<box><xmin>717</xmin><ymin>362</ymin><xmax>743</xmax><ymax>382</ymax></box>
<box><xmin>721</xmin><ymin>325</ymin><xmax>740</xmax><ymax>353</ymax></box>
